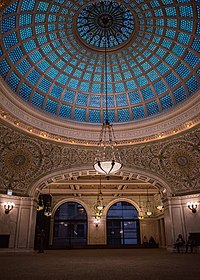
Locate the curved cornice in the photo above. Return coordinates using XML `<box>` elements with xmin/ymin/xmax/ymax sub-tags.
<box><xmin>0</xmin><ymin>78</ymin><xmax>200</xmax><ymax>146</ymax></box>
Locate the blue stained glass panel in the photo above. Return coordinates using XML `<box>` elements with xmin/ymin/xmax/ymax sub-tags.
<box><xmin>45</xmin><ymin>99</ymin><xmax>58</xmax><ymax>114</ymax></box>
<box><xmin>46</xmin><ymin>68</ymin><xmax>59</xmax><ymax>79</ymax></box>
<box><xmin>146</xmin><ymin>100</ymin><xmax>159</xmax><ymax>116</ymax></box>
<box><xmin>59</xmin><ymin>104</ymin><xmax>71</xmax><ymax>118</ymax></box>
<box><xmin>177</xmin><ymin>33</ymin><xmax>191</xmax><ymax>45</ymax></box>
<box><xmin>3</xmin><ymin>32</ymin><xmax>18</xmax><ymax>50</ymax></box>
<box><xmin>103</xmin><ymin>110</ymin><xmax>115</xmax><ymax>123</ymax></box>
<box><xmin>129</xmin><ymin>91</ymin><xmax>142</xmax><ymax>104</ymax></box>
<box><xmin>19</xmin><ymin>14</ymin><xmax>32</xmax><ymax>26</ymax></box>
<box><xmin>185</xmin><ymin>76</ymin><xmax>199</xmax><ymax>95</ymax></box>
<box><xmin>132</xmin><ymin>106</ymin><xmax>145</xmax><ymax>119</ymax></box>
<box><xmin>3</xmin><ymin>1</ymin><xmax>18</xmax><ymax>15</ymax></box>
<box><xmin>88</xmin><ymin>110</ymin><xmax>101</xmax><ymax>122</ymax></box>
<box><xmin>50</xmin><ymin>85</ymin><xmax>63</xmax><ymax>99</ymax></box>
<box><xmin>63</xmin><ymin>90</ymin><xmax>75</xmax><ymax>103</ymax></box>
<box><xmin>165</xmin><ymin>72</ymin><xmax>179</xmax><ymax>87</ymax></box>
<box><xmin>180</xmin><ymin>20</ymin><xmax>193</xmax><ymax>32</ymax></box>
<box><xmin>76</xmin><ymin>93</ymin><xmax>88</xmax><ymax>106</ymax></box>
<box><xmin>154</xmin><ymin>80</ymin><xmax>167</xmax><ymax>95</ymax></box>
<box><xmin>160</xmin><ymin>94</ymin><xmax>173</xmax><ymax>110</ymax></box>
<box><xmin>92</xmin><ymin>83</ymin><xmax>101</xmax><ymax>93</ymax></box>
<box><xmin>8</xmin><ymin>46</ymin><xmax>24</xmax><ymax>64</ymax></box>
<box><xmin>179</xmin><ymin>6</ymin><xmax>193</xmax><ymax>18</ymax></box>
<box><xmin>7</xmin><ymin>72</ymin><xmax>20</xmax><ymax>91</ymax></box>
<box><xmin>38</xmin><ymin>60</ymin><xmax>50</xmax><ymax>72</ymax></box>
<box><xmin>137</xmin><ymin>76</ymin><xmax>148</xmax><ymax>86</ymax></box>
<box><xmin>0</xmin><ymin>58</ymin><xmax>11</xmax><ymax>79</ymax></box>
<box><xmin>165</xmin><ymin>7</ymin><xmax>176</xmax><ymax>16</ymax></box>
<box><xmin>173</xmin><ymin>86</ymin><xmax>187</xmax><ymax>103</ymax></box>
<box><xmin>29</xmin><ymin>50</ymin><xmax>43</xmax><ymax>63</ymax></box>
<box><xmin>103</xmin><ymin>95</ymin><xmax>114</xmax><ymax>108</ymax></box>
<box><xmin>118</xmin><ymin>109</ymin><xmax>130</xmax><ymax>122</ymax></box>
<box><xmin>126</xmin><ymin>80</ymin><xmax>137</xmax><ymax>90</ymax></box>
<box><xmin>74</xmin><ymin>107</ymin><xmax>86</xmax><ymax>121</ymax></box>
<box><xmin>175</xmin><ymin>63</ymin><xmax>190</xmax><ymax>79</ymax></box>
<box><xmin>37</xmin><ymin>1</ymin><xmax>50</xmax><ymax>12</ymax></box>
<box><xmin>147</xmin><ymin>70</ymin><xmax>159</xmax><ymax>81</ymax></box>
<box><xmin>32</xmin><ymin>91</ymin><xmax>45</xmax><ymax>108</ymax></box>
<box><xmin>38</xmin><ymin>78</ymin><xmax>52</xmax><ymax>92</ymax></box>
<box><xmin>21</xmin><ymin>0</ymin><xmax>36</xmax><ymax>12</ymax></box>
<box><xmin>165</xmin><ymin>54</ymin><xmax>178</xmax><ymax>66</ymax></box>
<box><xmin>116</xmin><ymin>94</ymin><xmax>128</xmax><ymax>106</ymax></box>
<box><xmin>26</xmin><ymin>70</ymin><xmax>40</xmax><ymax>85</ymax></box>
<box><xmin>16</xmin><ymin>59</ymin><xmax>31</xmax><ymax>75</ymax></box>
<box><xmin>68</xmin><ymin>79</ymin><xmax>79</xmax><ymax>89</ymax></box>
<box><xmin>23</xmin><ymin>40</ymin><xmax>36</xmax><ymax>52</ymax></box>
<box><xmin>20</xmin><ymin>27</ymin><xmax>33</xmax><ymax>40</ymax></box>
<box><xmin>19</xmin><ymin>83</ymin><xmax>31</xmax><ymax>101</ymax></box>
<box><xmin>142</xmin><ymin>87</ymin><xmax>154</xmax><ymax>100</ymax></box>
<box><xmin>191</xmin><ymin>38</ymin><xmax>200</xmax><ymax>52</ymax></box>
<box><xmin>184</xmin><ymin>51</ymin><xmax>200</xmax><ymax>67</ymax></box>
<box><xmin>90</xmin><ymin>96</ymin><xmax>101</xmax><ymax>107</ymax></box>
<box><xmin>2</xmin><ymin>16</ymin><xmax>16</xmax><ymax>33</ymax></box>
<box><xmin>172</xmin><ymin>44</ymin><xmax>185</xmax><ymax>56</ymax></box>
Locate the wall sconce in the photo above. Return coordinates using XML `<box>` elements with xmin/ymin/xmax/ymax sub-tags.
<box><xmin>3</xmin><ymin>202</ymin><xmax>15</xmax><ymax>214</ymax></box>
<box><xmin>187</xmin><ymin>202</ymin><xmax>198</xmax><ymax>213</ymax></box>
<box><xmin>156</xmin><ymin>205</ymin><xmax>164</xmax><ymax>212</ymax></box>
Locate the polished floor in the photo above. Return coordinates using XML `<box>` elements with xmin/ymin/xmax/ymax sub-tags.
<box><xmin>0</xmin><ymin>249</ymin><xmax>200</xmax><ymax>280</ymax></box>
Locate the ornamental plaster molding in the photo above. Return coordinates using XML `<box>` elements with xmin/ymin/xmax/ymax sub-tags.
<box><xmin>0</xmin><ymin>79</ymin><xmax>200</xmax><ymax>145</ymax></box>
<box><xmin>0</xmin><ymin>123</ymin><xmax>199</xmax><ymax>197</ymax></box>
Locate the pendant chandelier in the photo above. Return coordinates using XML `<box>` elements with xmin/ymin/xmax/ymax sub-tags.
<box><xmin>94</xmin><ymin>11</ymin><xmax>122</xmax><ymax>175</ymax></box>
<box><xmin>37</xmin><ymin>195</ymin><xmax>44</xmax><ymax>211</ymax></box>
<box><xmin>44</xmin><ymin>186</ymin><xmax>52</xmax><ymax>217</ymax></box>
<box><xmin>145</xmin><ymin>188</ymin><xmax>152</xmax><ymax>217</ymax></box>
<box><xmin>138</xmin><ymin>195</ymin><xmax>144</xmax><ymax>220</ymax></box>
<box><xmin>156</xmin><ymin>192</ymin><xmax>164</xmax><ymax>212</ymax></box>
<box><xmin>94</xmin><ymin>175</ymin><xmax>105</xmax><ymax>225</ymax></box>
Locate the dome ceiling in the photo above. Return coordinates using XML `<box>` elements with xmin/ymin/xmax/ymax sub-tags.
<box><xmin>0</xmin><ymin>0</ymin><xmax>199</xmax><ymax>124</ymax></box>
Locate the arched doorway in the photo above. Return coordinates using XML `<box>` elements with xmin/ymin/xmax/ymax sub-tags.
<box><xmin>107</xmin><ymin>201</ymin><xmax>140</xmax><ymax>246</ymax></box>
<box><xmin>53</xmin><ymin>202</ymin><xmax>87</xmax><ymax>249</ymax></box>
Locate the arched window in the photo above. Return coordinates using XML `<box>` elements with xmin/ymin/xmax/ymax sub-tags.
<box><xmin>107</xmin><ymin>201</ymin><xmax>140</xmax><ymax>246</ymax></box>
<box><xmin>53</xmin><ymin>202</ymin><xmax>87</xmax><ymax>249</ymax></box>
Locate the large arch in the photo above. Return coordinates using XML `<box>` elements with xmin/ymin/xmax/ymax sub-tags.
<box><xmin>29</xmin><ymin>165</ymin><xmax>171</xmax><ymax>198</ymax></box>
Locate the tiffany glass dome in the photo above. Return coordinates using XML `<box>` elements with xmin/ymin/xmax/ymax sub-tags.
<box><xmin>0</xmin><ymin>0</ymin><xmax>199</xmax><ymax>128</ymax></box>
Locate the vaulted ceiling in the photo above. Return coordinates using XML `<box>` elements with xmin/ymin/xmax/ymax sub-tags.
<box><xmin>0</xmin><ymin>0</ymin><xmax>199</xmax><ymax>199</ymax></box>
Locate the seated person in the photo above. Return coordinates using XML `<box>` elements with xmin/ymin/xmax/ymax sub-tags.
<box><xmin>174</xmin><ymin>234</ymin><xmax>185</xmax><ymax>253</ymax></box>
<box><xmin>185</xmin><ymin>234</ymin><xmax>194</xmax><ymax>253</ymax></box>
<box><xmin>149</xmin><ymin>236</ymin><xmax>157</xmax><ymax>247</ymax></box>
<box><xmin>143</xmin><ymin>236</ymin><xmax>149</xmax><ymax>247</ymax></box>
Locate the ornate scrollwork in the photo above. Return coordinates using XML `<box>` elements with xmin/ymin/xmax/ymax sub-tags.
<box><xmin>0</xmin><ymin>124</ymin><xmax>199</xmax><ymax>196</ymax></box>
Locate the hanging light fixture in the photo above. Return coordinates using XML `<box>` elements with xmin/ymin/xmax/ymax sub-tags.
<box><xmin>156</xmin><ymin>192</ymin><xmax>164</xmax><ymax>212</ymax></box>
<box><xmin>138</xmin><ymin>195</ymin><xmax>144</xmax><ymax>220</ymax></box>
<box><xmin>94</xmin><ymin>175</ymin><xmax>105</xmax><ymax>225</ymax></box>
<box><xmin>44</xmin><ymin>186</ymin><xmax>52</xmax><ymax>217</ymax></box>
<box><xmin>145</xmin><ymin>188</ymin><xmax>152</xmax><ymax>217</ymax></box>
<box><xmin>37</xmin><ymin>195</ymin><xmax>44</xmax><ymax>211</ymax></box>
<box><xmin>93</xmin><ymin>11</ymin><xmax>122</xmax><ymax>175</ymax></box>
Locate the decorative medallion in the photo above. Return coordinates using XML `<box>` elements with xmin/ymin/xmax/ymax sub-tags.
<box><xmin>1</xmin><ymin>139</ymin><xmax>43</xmax><ymax>184</ymax></box>
<box><xmin>77</xmin><ymin>1</ymin><xmax>135</xmax><ymax>49</ymax></box>
<box><xmin>159</xmin><ymin>141</ymin><xmax>199</xmax><ymax>182</ymax></box>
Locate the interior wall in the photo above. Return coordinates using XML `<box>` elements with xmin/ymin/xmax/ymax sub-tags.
<box><xmin>0</xmin><ymin>194</ymin><xmax>36</xmax><ymax>250</ymax></box>
<box><xmin>164</xmin><ymin>194</ymin><xmax>200</xmax><ymax>251</ymax></box>
<box><xmin>50</xmin><ymin>195</ymin><xmax>163</xmax><ymax>247</ymax></box>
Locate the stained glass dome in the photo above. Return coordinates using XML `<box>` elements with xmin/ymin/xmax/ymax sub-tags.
<box><xmin>0</xmin><ymin>0</ymin><xmax>199</xmax><ymax>124</ymax></box>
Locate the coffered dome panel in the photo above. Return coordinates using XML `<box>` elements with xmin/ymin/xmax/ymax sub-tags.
<box><xmin>0</xmin><ymin>0</ymin><xmax>199</xmax><ymax>124</ymax></box>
